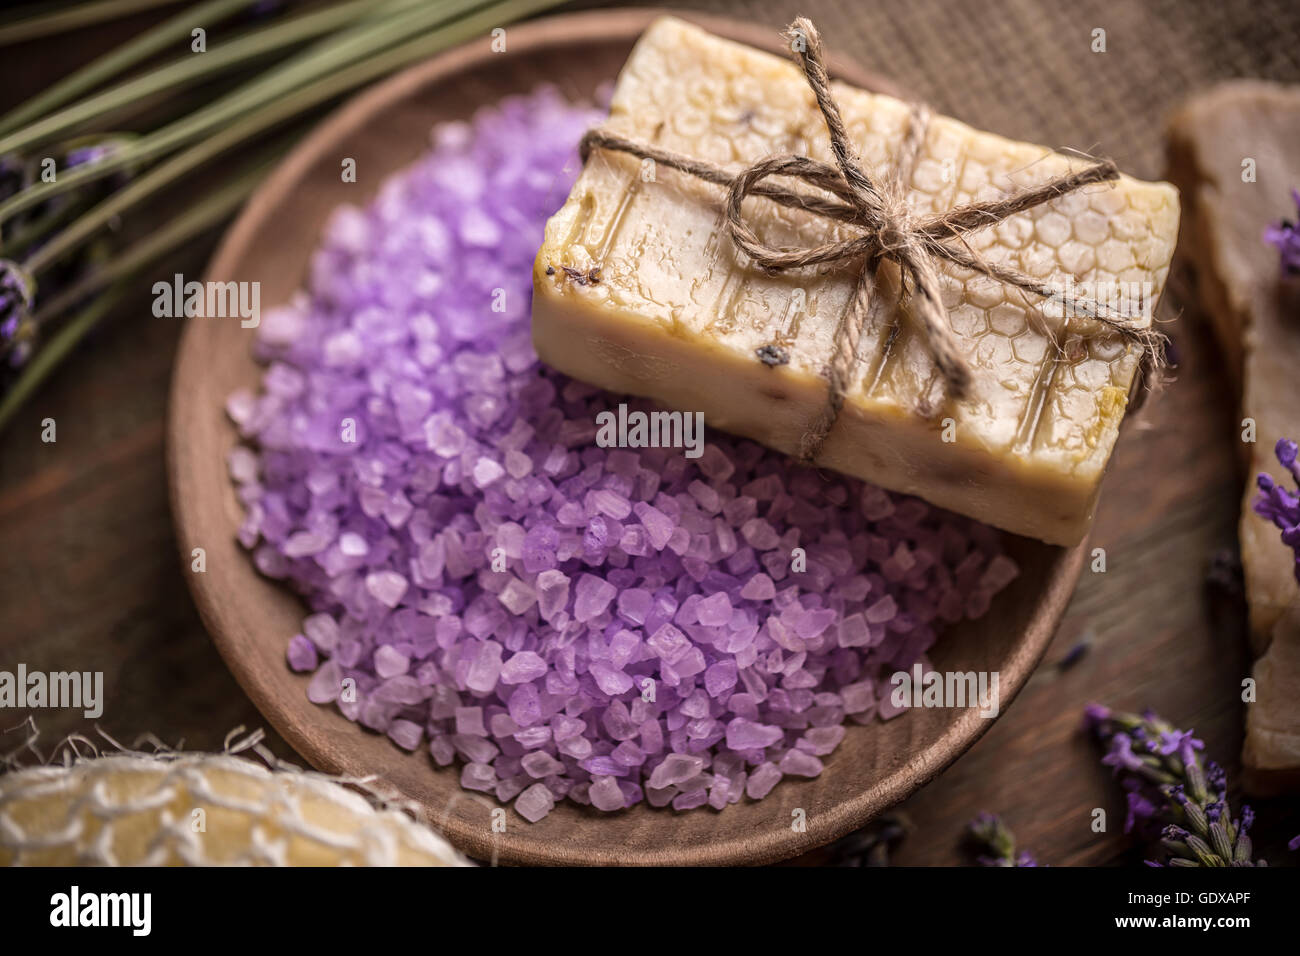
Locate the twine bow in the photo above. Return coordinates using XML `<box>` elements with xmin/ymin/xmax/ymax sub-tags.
<box><xmin>578</xmin><ymin>17</ymin><xmax>1164</xmax><ymax>462</ymax></box>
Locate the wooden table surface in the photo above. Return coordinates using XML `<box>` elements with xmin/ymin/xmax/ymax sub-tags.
<box><xmin>2</xmin><ymin>0</ymin><xmax>1298</xmax><ymax>865</ymax></box>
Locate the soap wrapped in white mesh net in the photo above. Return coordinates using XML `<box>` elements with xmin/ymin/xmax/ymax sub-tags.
<box><xmin>0</xmin><ymin>729</ymin><xmax>470</xmax><ymax>866</ymax></box>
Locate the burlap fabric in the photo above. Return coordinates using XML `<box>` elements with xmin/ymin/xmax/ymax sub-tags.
<box><xmin>576</xmin><ymin>0</ymin><xmax>1300</xmax><ymax>179</ymax></box>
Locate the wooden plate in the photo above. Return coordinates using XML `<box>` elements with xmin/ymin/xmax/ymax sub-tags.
<box><xmin>167</xmin><ymin>8</ymin><xmax>1087</xmax><ymax>866</ymax></box>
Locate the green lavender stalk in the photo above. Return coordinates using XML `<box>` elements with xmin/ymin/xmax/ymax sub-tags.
<box><xmin>0</xmin><ymin>0</ymin><xmax>254</xmax><ymax>135</ymax></box>
<box><xmin>0</xmin><ymin>0</ymin><xmax>187</xmax><ymax>48</ymax></box>
<box><xmin>0</xmin><ymin>0</ymin><xmax>394</xmax><ymax>154</ymax></box>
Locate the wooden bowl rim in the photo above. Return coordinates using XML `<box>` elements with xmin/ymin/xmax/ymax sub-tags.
<box><xmin>167</xmin><ymin>7</ymin><xmax>1085</xmax><ymax>866</ymax></box>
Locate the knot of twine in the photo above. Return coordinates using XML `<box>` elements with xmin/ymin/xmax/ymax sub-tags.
<box><xmin>578</xmin><ymin>17</ymin><xmax>1164</xmax><ymax>463</ymax></box>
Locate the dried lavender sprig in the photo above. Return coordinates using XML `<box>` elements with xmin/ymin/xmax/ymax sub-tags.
<box><xmin>967</xmin><ymin>813</ymin><xmax>1039</xmax><ymax>867</ymax></box>
<box><xmin>0</xmin><ymin>260</ymin><xmax>36</xmax><ymax>368</ymax></box>
<box><xmin>0</xmin><ymin>0</ymin><xmax>185</xmax><ymax>48</ymax></box>
<box><xmin>0</xmin><ymin>137</ymin><xmax>134</xmax><ymax>370</ymax></box>
<box><xmin>1263</xmin><ymin>188</ymin><xmax>1300</xmax><ymax>275</ymax></box>
<box><xmin>0</xmin><ymin>134</ymin><xmax>135</xmax><ymax>260</ymax></box>
<box><xmin>2</xmin><ymin>0</ymin><xmax>560</xmax><ymax>270</ymax></box>
<box><xmin>0</xmin><ymin>167</ymin><xmax>261</xmax><ymax>433</ymax></box>
<box><xmin>0</xmin><ymin>0</ymin><xmax>253</xmax><ymax>136</ymax></box>
<box><xmin>1253</xmin><ymin>438</ymin><xmax>1300</xmax><ymax>585</ymax></box>
<box><xmin>0</xmin><ymin>0</ymin><xmax>398</xmax><ymax>156</ymax></box>
<box><xmin>0</xmin><ymin>281</ymin><xmax>126</xmax><ymax>424</ymax></box>
<box><xmin>5</xmin><ymin>0</ymin><xmax>559</xmax><ymax>329</ymax></box>
<box><xmin>0</xmin><ymin>0</ymin><xmax>563</xmax><ymax>412</ymax></box>
<box><xmin>1084</xmin><ymin>705</ymin><xmax>1265</xmax><ymax>867</ymax></box>
<box><xmin>0</xmin><ymin>0</ymin><xmax>540</xmax><ymax>227</ymax></box>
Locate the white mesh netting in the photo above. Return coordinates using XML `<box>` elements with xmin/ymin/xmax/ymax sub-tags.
<box><xmin>0</xmin><ymin>727</ymin><xmax>471</xmax><ymax>866</ymax></box>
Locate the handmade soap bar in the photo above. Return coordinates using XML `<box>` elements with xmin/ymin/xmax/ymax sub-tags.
<box><xmin>1168</xmin><ymin>81</ymin><xmax>1300</xmax><ymax>650</ymax></box>
<box><xmin>533</xmin><ymin>17</ymin><xmax>1179</xmax><ymax>545</ymax></box>
<box><xmin>1167</xmin><ymin>80</ymin><xmax>1300</xmax><ymax>792</ymax></box>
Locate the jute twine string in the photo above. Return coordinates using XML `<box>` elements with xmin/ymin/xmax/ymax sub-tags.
<box><xmin>578</xmin><ymin>17</ymin><xmax>1165</xmax><ymax>462</ymax></box>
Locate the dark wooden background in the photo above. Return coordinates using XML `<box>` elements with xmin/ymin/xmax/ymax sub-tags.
<box><xmin>2</xmin><ymin>0</ymin><xmax>1299</xmax><ymax>865</ymax></box>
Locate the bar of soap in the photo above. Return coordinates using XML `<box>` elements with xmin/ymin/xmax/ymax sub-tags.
<box><xmin>1168</xmin><ymin>80</ymin><xmax>1300</xmax><ymax>650</ymax></box>
<box><xmin>1167</xmin><ymin>80</ymin><xmax>1300</xmax><ymax>793</ymax></box>
<box><xmin>533</xmin><ymin>16</ymin><xmax>1179</xmax><ymax>545</ymax></box>
<box><xmin>1242</xmin><ymin>605</ymin><xmax>1300</xmax><ymax>794</ymax></box>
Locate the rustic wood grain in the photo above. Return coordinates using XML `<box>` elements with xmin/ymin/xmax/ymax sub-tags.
<box><xmin>3</xmin><ymin>0</ymin><xmax>1299</xmax><ymax>867</ymax></box>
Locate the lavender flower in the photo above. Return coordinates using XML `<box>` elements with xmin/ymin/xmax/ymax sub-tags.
<box><xmin>967</xmin><ymin>813</ymin><xmax>1039</xmax><ymax>867</ymax></box>
<box><xmin>1057</xmin><ymin>635</ymin><xmax>1091</xmax><ymax>671</ymax></box>
<box><xmin>1264</xmin><ymin>188</ymin><xmax>1300</xmax><ymax>275</ymax></box>
<box><xmin>0</xmin><ymin>261</ymin><xmax>35</xmax><ymax>369</ymax></box>
<box><xmin>63</xmin><ymin>141</ymin><xmax>120</xmax><ymax>170</ymax></box>
<box><xmin>1084</xmin><ymin>705</ymin><xmax>1264</xmax><ymax>866</ymax></box>
<box><xmin>1254</xmin><ymin>438</ymin><xmax>1300</xmax><ymax>585</ymax></box>
<box><xmin>0</xmin><ymin>138</ymin><xmax>127</xmax><ymax>378</ymax></box>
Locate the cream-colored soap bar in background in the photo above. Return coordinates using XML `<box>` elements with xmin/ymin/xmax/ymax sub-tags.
<box><xmin>1167</xmin><ymin>80</ymin><xmax>1300</xmax><ymax>792</ymax></box>
<box><xmin>532</xmin><ymin>17</ymin><xmax>1179</xmax><ymax>545</ymax></box>
<box><xmin>1168</xmin><ymin>80</ymin><xmax>1300</xmax><ymax>652</ymax></box>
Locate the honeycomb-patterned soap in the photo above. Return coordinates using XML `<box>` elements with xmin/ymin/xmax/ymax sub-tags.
<box><xmin>0</xmin><ymin>754</ymin><xmax>469</xmax><ymax>866</ymax></box>
<box><xmin>532</xmin><ymin>17</ymin><xmax>1179</xmax><ymax>544</ymax></box>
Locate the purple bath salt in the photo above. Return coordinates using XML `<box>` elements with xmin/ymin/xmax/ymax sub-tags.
<box><xmin>229</xmin><ymin>85</ymin><xmax>1018</xmax><ymax>825</ymax></box>
<box><xmin>286</xmin><ymin>634</ymin><xmax>318</xmax><ymax>672</ymax></box>
<box><xmin>726</xmin><ymin>718</ymin><xmax>784</xmax><ymax>751</ymax></box>
<box><xmin>515</xmin><ymin>782</ymin><xmax>555</xmax><ymax>823</ymax></box>
<box><xmin>589</xmin><ymin>775</ymin><xmax>626</xmax><ymax>811</ymax></box>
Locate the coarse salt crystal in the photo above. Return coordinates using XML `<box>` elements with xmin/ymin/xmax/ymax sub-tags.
<box><xmin>515</xmin><ymin>782</ymin><xmax>555</xmax><ymax>822</ymax></box>
<box><xmin>286</xmin><ymin>635</ymin><xmax>318</xmax><ymax>672</ymax></box>
<box><xmin>365</xmin><ymin>571</ymin><xmax>408</xmax><ymax>609</ymax></box>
